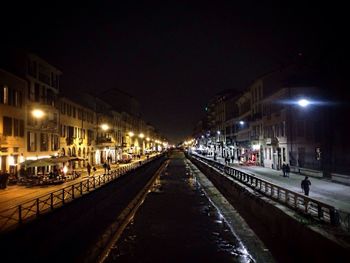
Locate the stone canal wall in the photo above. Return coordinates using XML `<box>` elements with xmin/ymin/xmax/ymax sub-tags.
<box><xmin>189</xmin><ymin>156</ymin><xmax>350</xmax><ymax>263</ymax></box>
<box><xmin>0</xmin><ymin>155</ymin><xmax>167</xmax><ymax>263</ymax></box>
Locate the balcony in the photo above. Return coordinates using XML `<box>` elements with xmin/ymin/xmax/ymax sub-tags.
<box><xmin>96</xmin><ymin>137</ymin><xmax>113</xmax><ymax>146</ymax></box>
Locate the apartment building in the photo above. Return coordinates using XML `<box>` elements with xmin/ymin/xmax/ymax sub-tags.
<box><xmin>0</xmin><ymin>69</ymin><xmax>26</xmax><ymax>174</ymax></box>
<box><xmin>58</xmin><ymin>96</ymin><xmax>96</xmax><ymax>166</ymax></box>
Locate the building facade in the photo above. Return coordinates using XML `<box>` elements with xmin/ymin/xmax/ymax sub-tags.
<box><xmin>0</xmin><ymin>69</ymin><xmax>26</xmax><ymax>174</ymax></box>
<box><xmin>0</xmin><ymin>51</ymin><xmax>165</xmax><ymax>177</ymax></box>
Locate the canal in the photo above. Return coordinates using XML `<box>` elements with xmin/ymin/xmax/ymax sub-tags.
<box><xmin>105</xmin><ymin>151</ymin><xmax>265</xmax><ymax>262</ymax></box>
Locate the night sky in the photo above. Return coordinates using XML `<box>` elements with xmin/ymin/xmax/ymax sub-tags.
<box><xmin>1</xmin><ymin>1</ymin><xmax>347</xmax><ymax>143</ymax></box>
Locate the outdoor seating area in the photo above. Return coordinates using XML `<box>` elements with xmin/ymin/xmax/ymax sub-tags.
<box><xmin>9</xmin><ymin>156</ymin><xmax>85</xmax><ymax>187</ymax></box>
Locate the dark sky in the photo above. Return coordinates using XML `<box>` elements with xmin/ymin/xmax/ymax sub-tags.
<box><xmin>1</xmin><ymin>1</ymin><xmax>347</xmax><ymax>143</ymax></box>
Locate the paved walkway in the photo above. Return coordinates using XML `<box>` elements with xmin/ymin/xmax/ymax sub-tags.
<box><xmin>194</xmin><ymin>154</ymin><xmax>350</xmax><ymax>213</ymax></box>
<box><xmin>0</xmin><ymin>155</ymin><xmax>155</xmax><ymax>211</ymax></box>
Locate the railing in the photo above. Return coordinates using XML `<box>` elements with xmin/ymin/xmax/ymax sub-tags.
<box><xmin>0</xmin><ymin>155</ymin><xmax>161</xmax><ymax>233</ymax></box>
<box><xmin>190</xmin><ymin>153</ymin><xmax>350</xmax><ymax>232</ymax></box>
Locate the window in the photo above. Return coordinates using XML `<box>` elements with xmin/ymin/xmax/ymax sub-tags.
<box><xmin>40</xmin><ymin>133</ymin><xmax>48</xmax><ymax>151</ymax></box>
<box><xmin>281</xmin><ymin>122</ymin><xmax>285</xmax><ymax>137</ymax></box>
<box><xmin>51</xmin><ymin>134</ymin><xmax>59</xmax><ymax>151</ymax></box>
<box><xmin>27</xmin><ymin>132</ymin><xmax>37</xmax><ymax>152</ymax></box>
<box><xmin>296</xmin><ymin>120</ymin><xmax>305</xmax><ymax>137</ymax></box>
<box><xmin>34</xmin><ymin>83</ymin><xmax>40</xmax><ymax>102</ymax></box>
<box><xmin>14</xmin><ymin>119</ymin><xmax>19</xmax><ymax>136</ymax></box>
<box><xmin>3</xmin><ymin>86</ymin><xmax>9</xmax><ymax>104</ymax></box>
<box><xmin>28</xmin><ymin>60</ymin><xmax>37</xmax><ymax>77</ymax></box>
<box><xmin>3</xmin><ymin>117</ymin><xmax>12</xmax><ymax>136</ymax></box>
<box><xmin>19</xmin><ymin>120</ymin><xmax>24</xmax><ymax>137</ymax></box>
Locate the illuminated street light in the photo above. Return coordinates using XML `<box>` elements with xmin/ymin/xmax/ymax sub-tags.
<box><xmin>139</xmin><ymin>133</ymin><xmax>145</xmax><ymax>138</ymax></box>
<box><xmin>217</xmin><ymin>130</ymin><xmax>220</xmax><ymax>135</ymax></box>
<box><xmin>239</xmin><ymin>121</ymin><xmax>245</xmax><ymax>125</ymax></box>
<box><xmin>298</xmin><ymin>99</ymin><xmax>310</xmax><ymax>107</ymax></box>
<box><xmin>146</xmin><ymin>137</ymin><xmax>150</xmax><ymax>141</ymax></box>
<box><xmin>101</xmin><ymin>124</ymin><xmax>109</xmax><ymax>131</ymax></box>
<box><xmin>32</xmin><ymin>109</ymin><xmax>45</xmax><ymax>119</ymax></box>
<box><xmin>128</xmin><ymin>131</ymin><xmax>134</xmax><ymax>137</ymax></box>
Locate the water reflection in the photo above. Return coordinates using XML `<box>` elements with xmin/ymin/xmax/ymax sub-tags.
<box><xmin>105</xmin><ymin>157</ymin><xmax>254</xmax><ymax>263</ymax></box>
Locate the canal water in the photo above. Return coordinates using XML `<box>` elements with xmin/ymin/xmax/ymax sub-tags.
<box><xmin>105</xmin><ymin>151</ymin><xmax>253</xmax><ymax>263</ymax></box>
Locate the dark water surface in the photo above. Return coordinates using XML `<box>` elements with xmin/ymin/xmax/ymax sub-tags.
<box><xmin>105</xmin><ymin>151</ymin><xmax>252</xmax><ymax>263</ymax></box>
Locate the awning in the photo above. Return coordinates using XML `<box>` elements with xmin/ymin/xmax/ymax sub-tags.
<box><xmin>21</xmin><ymin>156</ymin><xmax>87</xmax><ymax>168</ymax></box>
<box><xmin>25</xmin><ymin>159</ymin><xmax>55</xmax><ymax>168</ymax></box>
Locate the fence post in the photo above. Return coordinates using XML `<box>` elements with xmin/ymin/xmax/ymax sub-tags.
<box><xmin>62</xmin><ymin>189</ymin><xmax>65</xmax><ymax>204</ymax></box>
<box><xmin>51</xmin><ymin>193</ymin><xmax>54</xmax><ymax>210</ymax></box>
<box><xmin>72</xmin><ymin>185</ymin><xmax>75</xmax><ymax>199</ymax></box>
<box><xmin>18</xmin><ymin>205</ymin><xmax>22</xmax><ymax>224</ymax></box>
<box><xmin>329</xmin><ymin>208</ymin><xmax>340</xmax><ymax>226</ymax></box>
<box><xmin>36</xmin><ymin>198</ymin><xmax>40</xmax><ymax>216</ymax></box>
<box><xmin>317</xmin><ymin>204</ymin><xmax>324</xmax><ymax>219</ymax></box>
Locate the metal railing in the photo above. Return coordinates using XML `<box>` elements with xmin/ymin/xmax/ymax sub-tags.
<box><xmin>190</xmin><ymin>154</ymin><xmax>350</xmax><ymax>232</ymax></box>
<box><xmin>0</xmin><ymin>155</ymin><xmax>160</xmax><ymax>232</ymax></box>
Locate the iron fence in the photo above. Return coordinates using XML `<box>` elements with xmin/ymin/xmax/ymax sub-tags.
<box><xmin>191</xmin><ymin>154</ymin><xmax>349</xmax><ymax>232</ymax></box>
<box><xmin>0</xmin><ymin>156</ymin><xmax>159</xmax><ymax>232</ymax></box>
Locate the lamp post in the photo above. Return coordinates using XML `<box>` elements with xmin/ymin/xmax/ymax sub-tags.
<box><xmin>139</xmin><ymin>133</ymin><xmax>145</xmax><ymax>155</ymax></box>
<box><xmin>128</xmin><ymin>131</ymin><xmax>134</xmax><ymax>154</ymax></box>
<box><xmin>287</xmin><ymin>89</ymin><xmax>312</xmax><ymax>171</ymax></box>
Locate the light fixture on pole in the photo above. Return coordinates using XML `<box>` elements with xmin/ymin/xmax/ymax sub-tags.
<box><xmin>32</xmin><ymin>109</ymin><xmax>45</xmax><ymax>119</ymax></box>
<box><xmin>298</xmin><ymin>99</ymin><xmax>310</xmax><ymax>107</ymax></box>
<box><xmin>101</xmin><ymin>124</ymin><xmax>109</xmax><ymax>131</ymax></box>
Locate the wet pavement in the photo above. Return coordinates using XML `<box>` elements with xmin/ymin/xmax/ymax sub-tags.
<box><xmin>105</xmin><ymin>151</ymin><xmax>268</xmax><ymax>263</ymax></box>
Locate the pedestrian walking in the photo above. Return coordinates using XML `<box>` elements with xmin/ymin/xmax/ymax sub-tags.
<box><xmin>301</xmin><ymin>176</ymin><xmax>311</xmax><ymax>196</ymax></box>
<box><xmin>86</xmin><ymin>163</ymin><xmax>91</xmax><ymax>177</ymax></box>
<box><xmin>0</xmin><ymin>172</ymin><xmax>9</xmax><ymax>189</ymax></box>
<box><xmin>286</xmin><ymin>164</ymin><xmax>290</xmax><ymax>177</ymax></box>
<box><xmin>103</xmin><ymin>162</ymin><xmax>108</xmax><ymax>174</ymax></box>
<box><xmin>107</xmin><ymin>163</ymin><xmax>111</xmax><ymax>174</ymax></box>
<box><xmin>282</xmin><ymin>163</ymin><xmax>287</xmax><ymax>177</ymax></box>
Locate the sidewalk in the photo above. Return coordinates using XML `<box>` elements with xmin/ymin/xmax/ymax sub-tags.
<box><xmin>0</xmin><ymin>155</ymin><xmax>154</xmax><ymax>211</ymax></box>
<box><xmin>194</xmin><ymin>154</ymin><xmax>350</xmax><ymax>213</ymax></box>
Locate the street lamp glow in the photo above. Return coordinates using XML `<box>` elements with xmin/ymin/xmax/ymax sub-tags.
<box><xmin>239</xmin><ymin>121</ymin><xmax>244</xmax><ymax>125</ymax></box>
<box><xmin>128</xmin><ymin>132</ymin><xmax>134</xmax><ymax>137</ymax></box>
<box><xmin>298</xmin><ymin>99</ymin><xmax>310</xmax><ymax>107</ymax></box>
<box><xmin>217</xmin><ymin>130</ymin><xmax>220</xmax><ymax>135</ymax></box>
<box><xmin>146</xmin><ymin>137</ymin><xmax>150</xmax><ymax>141</ymax></box>
<box><xmin>139</xmin><ymin>133</ymin><xmax>145</xmax><ymax>138</ymax></box>
<box><xmin>101</xmin><ymin>124</ymin><xmax>109</xmax><ymax>131</ymax></box>
<box><xmin>32</xmin><ymin>109</ymin><xmax>45</xmax><ymax>119</ymax></box>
